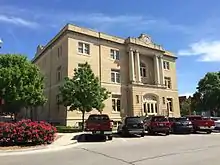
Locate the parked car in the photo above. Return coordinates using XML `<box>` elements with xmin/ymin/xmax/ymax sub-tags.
<box><xmin>210</xmin><ymin>117</ymin><xmax>220</xmax><ymax>131</ymax></box>
<box><xmin>168</xmin><ymin>117</ymin><xmax>176</xmax><ymax>128</ymax></box>
<box><xmin>170</xmin><ymin>117</ymin><xmax>193</xmax><ymax>134</ymax></box>
<box><xmin>185</xmin><ymin>115</ymin><xmax>215</xmax><ymax>134</ymax></box>
<box><xmin>117</xmin><ymin>117</ymin><xmax>145</xmax><ymax>137</ymax></box>
<box><xmin>85</xmin><ymin>114</ymin><xmax>113</xmax><ymax>140</ymax></box>
<box><xmin>144</xmin><ymin>116</ymin><xmax>171</xmax><ymax>135</ymax></box>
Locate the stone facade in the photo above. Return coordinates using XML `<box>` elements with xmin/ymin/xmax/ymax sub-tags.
<box><xmin>32</xmin><ymin>24</ymin><xmax>180</xmax><ymax>127</ymax></box>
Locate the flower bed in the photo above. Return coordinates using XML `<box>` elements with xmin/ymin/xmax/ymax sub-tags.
<box><xmin>0</xmin><ymin>119</ymin><xmax>57</xmax><ymax>146</ymax></box>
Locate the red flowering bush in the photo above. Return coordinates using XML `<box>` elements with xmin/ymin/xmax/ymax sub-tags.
<box><xmin>0</xmin><ymin>119</ymin><xmax>57</xmax><ymax>146</ymax></box>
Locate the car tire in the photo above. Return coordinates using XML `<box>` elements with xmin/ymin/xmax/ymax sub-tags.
<box><xmin>165</xmin><ymin>131</ymin><xmax>170</xmax><ymax>136</ymax></box>
<box><xmin>141</xmin><ymin>133</ymin><xmax>145</xmax><ymax>137</ymax></box>
<box><xmin>206</xmin><ymin>130</ymin><xmax>212</xmax><ymax>134</ymax></box>
<box><xmin>108</xmin><ymin>135</ymin><xmax>113</xmax><ymax>140</ymax></box>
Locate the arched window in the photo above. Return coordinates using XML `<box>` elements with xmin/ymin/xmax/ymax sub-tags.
<box><xmin>143</xmin><ymin>95</ymin><xmax>158</xmax><ymax>115</ymax></box>
<box><xmin>140</xmin><ymin>62</ymin><xmax>146</xmax><ymax>77</ymax></box>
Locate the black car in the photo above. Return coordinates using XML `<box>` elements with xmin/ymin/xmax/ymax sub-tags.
<box><xmin>117</xmin><ymin>117</ymin><xmax>145</xmax><ymax>137</ymax></box>
<box><xmin>171</xmin><ymin>117</ymin><xmax>193</xmax><ymax>134</ymax></box>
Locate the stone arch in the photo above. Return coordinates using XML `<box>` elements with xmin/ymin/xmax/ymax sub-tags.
<box><xmin>142</xmin><ymin>93</ymin><xmax>159</xmax><ymax>116</ymax></box>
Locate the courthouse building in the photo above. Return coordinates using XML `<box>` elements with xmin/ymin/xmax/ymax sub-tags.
<box><xmin>32</xmin><ymin>24</ymin><xmax>180</xmax><ymax>126</ymax></box>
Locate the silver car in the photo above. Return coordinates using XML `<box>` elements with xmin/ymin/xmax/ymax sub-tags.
<box><xmin>211</xmin><ymin>117</ymin><xmax>220</xmax><ymax>131</ymax></box>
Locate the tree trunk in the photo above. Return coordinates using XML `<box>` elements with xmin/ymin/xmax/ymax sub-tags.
<box><xmin>81</xmin><ymin>111</ymin><xmax>85</xmax><ymax>131</ymax></box>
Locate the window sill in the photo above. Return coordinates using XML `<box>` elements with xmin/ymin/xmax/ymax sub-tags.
<box><xmin>77</xmin><ymin>52</ymin><xmax>91</xmax><ymax>56</ymax></box>
<box><xmin>110</xmin><ymin>82</ymin><xmax>121</xmax><ymax>85</ymax></box>
<box><xmin>112</xmin><ymin>111</ymin><xmax>120</xmax><ymax>114</ymax></box>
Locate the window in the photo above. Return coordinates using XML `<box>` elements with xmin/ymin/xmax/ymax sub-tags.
<box><xmin>112</xmin><ymin>95</ymin><xmax>121</xmax><ymax>112</ymax></box>
<box><xmin>147</xmin><ymin>103</ymin><xmax>150</xmax><ymax>113</ymax></box>
<box><xmin>162</xmin><ymin>97</ymin><xmax>166</xmax><ymax>104</ymax></box>
<box><xmin>167</xmin><ymin>98</ymin><xmax>173</xmax><ymax>112</ymax></box>
<box><xmin>57</xmin><ymin>66</ymin><xmax>62</xmax><ymax>82</ymax></box>
<box><xmin>78</xmin><ymin>42</ymin><xmax>90</xmax><ymax>55</ymax></box>
<box><xmin>111</xmin><ymin>69</ymin><xmax>120</xmax><ymax>83</ymax></box>
<box><xmin>58</xmin><ymin>46</ymin><xmax>62</xmax><ymax>58</ymax></box>
<box><xmin>56</xmin><ymin>95</ymin><xmax>60</xmax><ymax>112</ymax></box>
<box><xmin>110</xmin><ymin>49</ymin><xmax>120</xmax><ymax>60</ymax></box>
<box><xmin>163</xmin><ymin>61</ymin><xmax>170</xmax><ymax>70</ymax></box>
<box><xmin>140</xmin><ymin>62</ymin><xmax>147</xmax><ymax>77</ymax></box>
<box><xmin>164</xmin><ymin>77</ymin><xmax>171</xmax><ymax>89</ymax></box>
<box><xmin>136</xmin><ymin>95</ymin><xmax>139</xmax><ymax>103</ymax></box>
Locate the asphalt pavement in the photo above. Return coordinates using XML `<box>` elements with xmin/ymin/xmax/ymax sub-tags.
<box><xmin>1</xmin><ymin>133</ymin><xmax>220</xmax><ymax>165</ymax></box>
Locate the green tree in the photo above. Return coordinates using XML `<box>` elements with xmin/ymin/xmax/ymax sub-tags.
<box><xmin>180</xmin><ymin>97</ymin><xmax>191</xmax><ymax>116</ymax></box>
<box><xmin>59</xmin><ymin>62</ymin><xmax>110</xmax><ymax>130</ymax></box>
<box><xmin>194</xmin><ymin>72</ymin><xmax>220</xmax><ymax>116</ymax></box>
<box><xmin>0</xmin><ymin>54</ymin><xmax>46</xmax><ymax>119</ymax></box>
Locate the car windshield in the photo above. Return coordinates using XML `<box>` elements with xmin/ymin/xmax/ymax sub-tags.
<box><xmin>188</xmin><ymin>116</ymin><xmax>202</xmax><ymax>120</ymax></box>
<box><xmin>168</xmin><ymin>118</ymin><xmax>176</xmax><ymax>122</ymax></box>
<box><xmin>88</xmin><ymin>115</ymin><xmax>110</xmax><ymax>120</ymax></box>
<box><xmin>152</xmin><ymin>117</ymin><xmax>168</xmax><ymax>122</ymax></box>
<box><xmin>175</xmin><ymin>118</ymin><xmax>188</xmax><ymax>122</ymax></box>
<box><xmin>126</xmin><ymin>117</ymin><xmax>142</xmax><ymax>123</ymax></box>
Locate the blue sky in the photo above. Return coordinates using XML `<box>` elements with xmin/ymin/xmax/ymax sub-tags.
<box><xmin>0</xmin><ymin>0</ymin><xmax>220</xmax><ymax>96</ymax></box>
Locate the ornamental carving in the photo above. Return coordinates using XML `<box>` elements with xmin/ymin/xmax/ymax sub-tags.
<box><xmin>138</xmin><ymin>34</ymin><xmax>152</xmax><ymax>44</ymax></box>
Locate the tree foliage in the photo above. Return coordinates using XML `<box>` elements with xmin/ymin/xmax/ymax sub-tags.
<box><xmin>59</xmin><ymin>62</ymin><xmax>110</xmax><ymax>130</ymax></box>
<box><xmin>193</xmin><ymin>72</ymin><xmax>220</xmax><ymax>115</ymax></box>
<box><xmin>0</xmin><ymin>54</ymin><xmax>46</xmax><ymax>115</ymax></box>
<box><xmin>180</xmin><ymin>97</ymin><xmax>191</xmax><ymax>116</ymax></box>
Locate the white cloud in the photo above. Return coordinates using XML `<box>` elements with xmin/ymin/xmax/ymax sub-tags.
<box><xmin>179</xmin><ymin>92</ymin><xmax>193</xmax><ymax>98</ymax></box>
<box><xmin>178</xmin><ymin>40</ymin><xmax>220</xmax><ymax>62</ymax></box>
<box><xmin>0</xmin><ymin>14</ymin><xmax>38</xmax><ymax>28</ymax></box>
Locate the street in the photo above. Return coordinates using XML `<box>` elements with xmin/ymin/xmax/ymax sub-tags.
<box><xmin>1</xmin><ymin>133</ymin><xmax>220</xmax><ymax>165</ymax></box>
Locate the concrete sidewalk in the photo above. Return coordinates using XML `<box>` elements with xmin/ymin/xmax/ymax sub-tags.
<box><xmin>0</xmin><ymin>132</ymin><xmax>83</xmax><ymax>156</ymax></box>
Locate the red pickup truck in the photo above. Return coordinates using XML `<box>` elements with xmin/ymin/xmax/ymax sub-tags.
<box><xmin>185</xmin><ymin>115</ymin><xmax>215</xmax><ymax>134</ymax></box>
<box><xmin>144</xmin><ymin>116</ymin><xmax>171</xmax><ymax>135</ymax></box>
<box><xmin>85</xmin><ymin>114</ymin><xmax>113</xmax><ymax>140</ymax></box>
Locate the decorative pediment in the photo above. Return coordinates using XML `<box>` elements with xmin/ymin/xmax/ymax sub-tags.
<box><xmin>138</xmin><ymin>34</ymin><xmax>152</xmax><ymax>44</ymax></box>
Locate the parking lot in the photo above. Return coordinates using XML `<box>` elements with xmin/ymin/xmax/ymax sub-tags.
<box><xmin>2</xmin><ymin>132</ymin><xmax>220</xmax><ymax>165</ymax></box>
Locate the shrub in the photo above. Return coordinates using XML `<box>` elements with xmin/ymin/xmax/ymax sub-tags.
<box><xmin>0</xmin><ymin>119</ymin><xmax>57</xmax><ymax>146</ymax></box>
<box><xmin>56</xmin><ymin>126</ymin><xmax>81</xmax><ymax>133</ymax></box>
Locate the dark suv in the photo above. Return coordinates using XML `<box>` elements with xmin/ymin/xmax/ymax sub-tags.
<box><xmin>117</xmin><ymin>117</ymin><xmax>145</xmax><ymax>137</ymax></box>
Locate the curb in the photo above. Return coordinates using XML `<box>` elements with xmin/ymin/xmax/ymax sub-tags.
<box><xmin>0</xmin><ymin>141</ymin><xmax>78</xmax><ymax>156</ymax></box>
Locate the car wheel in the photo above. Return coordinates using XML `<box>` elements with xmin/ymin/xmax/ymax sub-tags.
<box><xmin>108</xmin><ymin>135</ymin><xmax>113</xmax><ymax>140</ymax></box>
<box><xmin>165</xmin><ymin>131</ymin><xmax>170</xmax><ymax>136</ymax></box>
<box><xmin>206</xmin><ymin>130</ymin><xmax>212</xmax><ymax>134</ymax></box>
<box><xmin>141</xmin><ymin>133</ymin><xmax>145</xmax><ymax>137</ymax></box>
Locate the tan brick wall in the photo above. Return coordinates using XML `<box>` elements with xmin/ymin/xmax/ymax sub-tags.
<box><xmin>33</xmin><ymin>24</ymin><xmax>180</xmax><ymax>126</ymax></box>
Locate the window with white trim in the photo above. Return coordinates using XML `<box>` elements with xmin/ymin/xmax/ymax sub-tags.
<box><xmin>78</xmin><ymin>42</ymin><xmax>90</xmax><ymax>55</ymax></box>
<box><xmin>164</xmin><ymin>77</ymin><xmax>171</xmax><ymax>89</ymax></box>
<box><xmin>144</xmin><ymin>102</ymin><xmax>158</xmax><ymax>114</ymax></box>
<box><xmin>167</xmin><ymin>98</ymin><xmax>173</xmax><ymax>112</ymax></box>
<box><xmin>140</xmin><ymin>62</ymin><xmax>147</xmax><ymax>77</ymax></box>
<box><xmin>110</xmin><ymin>49</ymin><xmax>120</xmax><ymax>60</ymax></box>
<box><xmin>112</xmin><ymin>94</ymin><xmax>121</xmax><ymax>112</ymax></box>
<box><xmin>111</xmin><ymin>69</ymin><xmax>120</xmax><ymax>83</ymax></box>
<box><xmin>163</xmin><ymin>61</ymin><xmax>170</xmax><ymax>70</ymax></box>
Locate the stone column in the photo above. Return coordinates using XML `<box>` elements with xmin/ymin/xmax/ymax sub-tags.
<box><xmin>129</xmin><ymin>48</ymin><xmax>135</xmax><ymax>82</ymax></box>
<box><xmin>154</xmin><ymin>55</ymin><xmax>160</xmax><ymax>85</ymax></box>
<box><xmin>135</xmin><ymin>50</ymin><xmax>141</xmax><ymax>83</ymax></box>
<box><xmin>159</xmin><ymin>55</ymin><xmax>164</xmax><ymax>85</ymax></box>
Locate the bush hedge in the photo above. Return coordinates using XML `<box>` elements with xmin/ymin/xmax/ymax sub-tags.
<box><xmin>56</xmin><ymin>126</ymin><xmax>81</xmax><ymax>133</ymax></box>
<box><xmin>0</xmin><ymin>119</ymin><xmax>57</xmax><ymax>146</ymax></box>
